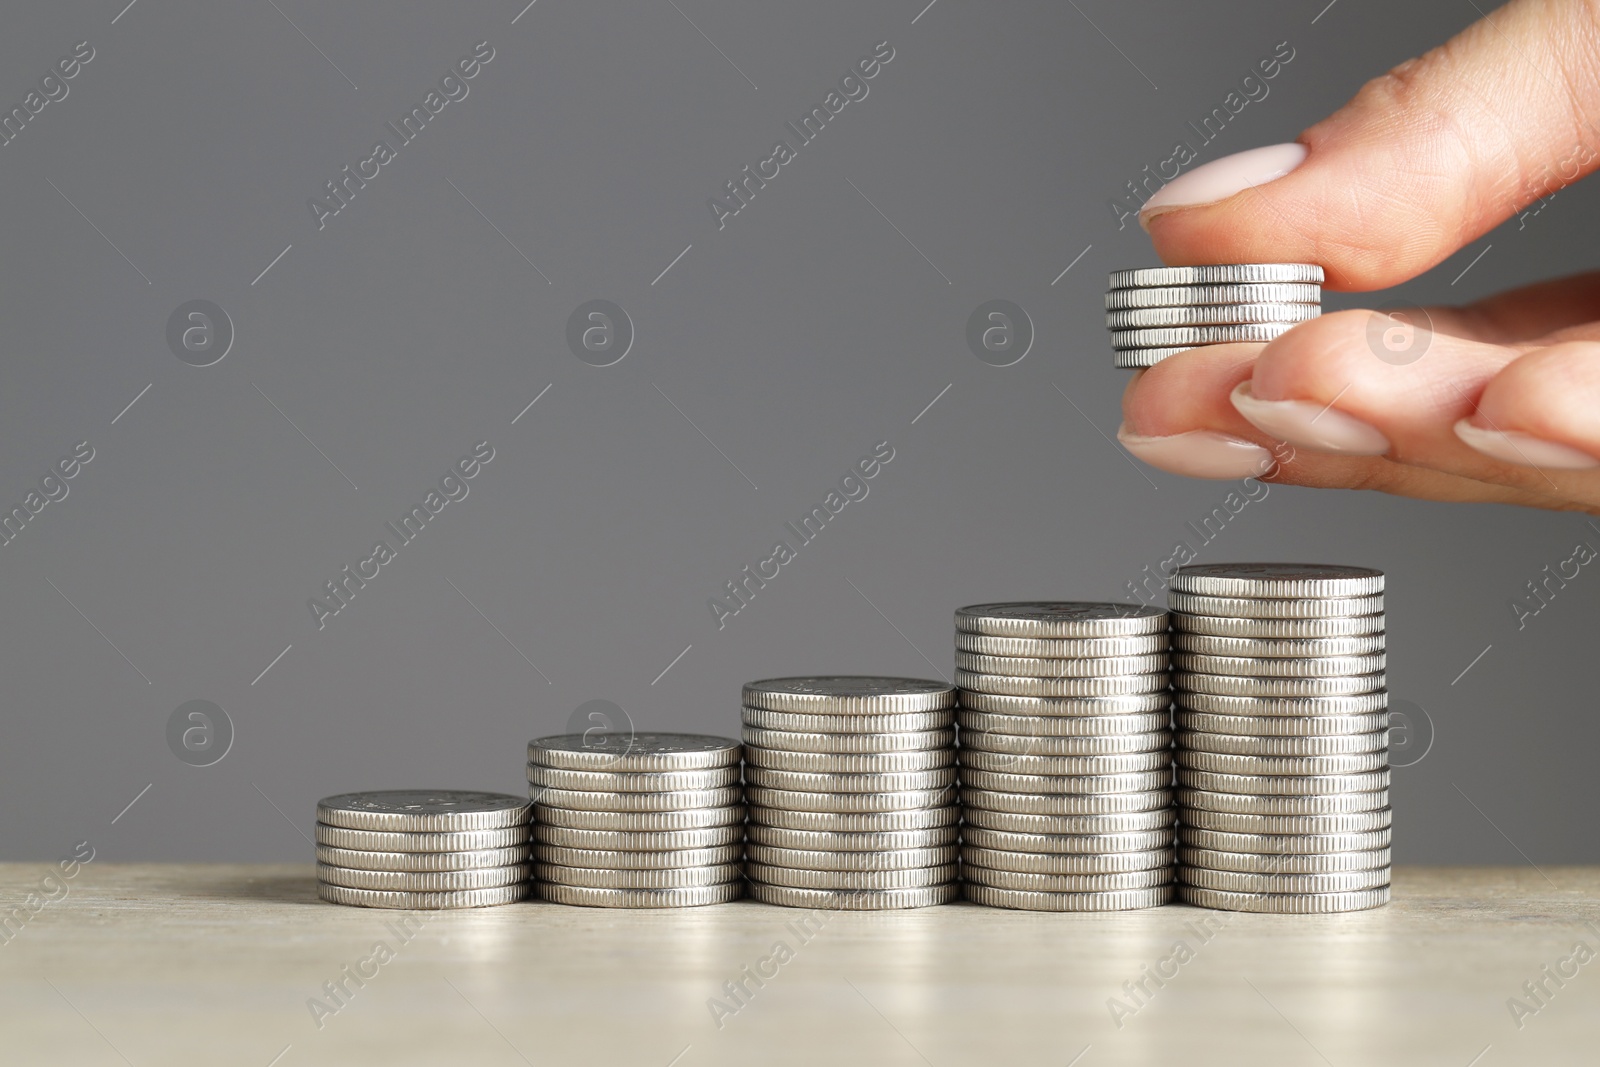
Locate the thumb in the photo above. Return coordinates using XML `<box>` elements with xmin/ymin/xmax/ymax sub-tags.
<box><xmin>1139</xmin><ymin>0</ymin><xmax>1600</xmax><ymax>290</ymax></box>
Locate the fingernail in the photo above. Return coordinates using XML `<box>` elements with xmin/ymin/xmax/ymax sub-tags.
<box><xmin>1230</xmin><ymin>382</ymin><xmax>1389</xmax><ymax>455</ymax></box>
<box><xmin>1140</xmin><ymin>143</ymin><xmax>1308</xmax><ymax>227</ymax></box>
<box><xmin>1117</xmin><ymin>424</ymin><xmax>1276</xmax><ymax>480</ymax></box>
<box><xmin>1453</xmin><ymin>419</ymin><xmax>1600</xmax><ymax>470</ymax></box>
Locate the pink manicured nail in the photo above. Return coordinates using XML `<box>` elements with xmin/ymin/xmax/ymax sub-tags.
<box><xmin>1453</xmin><ymin>419</ymin><xmax>1600</xmax><ymax>470</ymax></box>
<box><xmin>1117</xmin><ymin>424</ymin><xmax>1277</xmax><ymax>480</ymax></box>
<box><xmin>1230</xmin><ymin>382</ymin><xmax>1389</xmax><ymax>455</ymax></box>
<box><xmin>1141</xmin><ymin>143</ymin><xmax>1308</xmax><ymax>226</ymax></box>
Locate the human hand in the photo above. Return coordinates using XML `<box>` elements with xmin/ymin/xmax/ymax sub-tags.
<box><xmin>1118</xmin><ymin>0</ymin><xmax>1600</xmax><ymax>513</ymax></box>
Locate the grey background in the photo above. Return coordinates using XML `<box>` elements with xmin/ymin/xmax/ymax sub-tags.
<box><xmin>2</xmin><ymin>0</ymin><xmax>1594</xmax><ymax>864</ymax></box>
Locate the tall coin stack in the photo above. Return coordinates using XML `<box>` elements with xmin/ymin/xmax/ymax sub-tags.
<box><xmin>1168</xmin><ymin>564</ymin><xmax>1391</xmax><ymax>913</ymax></box>
<box><xmin>1106</xmin><ymin>264</ymin><xmax>1323</xmax><ymax>369</ymax></box>
<box><xmin>528</xmin><ymin>733</ymin><xmax>745</xmax><ymax>908</ymax></box>
<box><xmin>742</xmin><ymin>677</ymin><xmax>961</xmax><ymax>910</ymax></box>
<box><xmin>315</xmin><ymin>790</ymin><xmax>531</xmax><ymax>909</ymax></box>
<box><xmin>954</xmin><ymin>603</ymin><xmax>1177</xmax><ymax>912</ymax></box>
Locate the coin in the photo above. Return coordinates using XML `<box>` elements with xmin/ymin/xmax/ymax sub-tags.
<box><xmin>955</xmin><ymin>602</ymin><xmax>1167</xmax><ymax>638</ymax></box>
<box><xmin>1169</xmin><ymin>593</ymin><xmax>1384</xmax><ymax>619</ymax></box>
<box><xmin>533</xmin><ymin>844</ymin><xmax>742</xmax><ymax>869</ymax></box>
<box><xmin>533</xmin><ymin>825</ymin><xmax>744</xmax><ymax>850</ymax></box>
<box><xmin>742</xmin><ymin>725</ymin><xmax>956</xmax><ymax>754</ymax></box>
<box><xmin>960</xmin><ymin>768</ymin><xmax>1171</xmax><ymax>795</ymax></box>
<box><xmin>960</xmin><ymin>808</ymin><xmax>1176</xmax><ymax>834</ymax></box>
<box><xmin>1181</xmin><ymin>808</ymin><xmax>1392</xmax><ymax>834</ymax></box>
<box><xmin>526</xmin><ymin>765</ymin><xmax>741</xmax><ymax>793</ymax></box>
<box><xmin>957</xmin><ymin>710</ymin><xmax>1170</xmax><ymax>736</ymax></box>
<box><xmin>1113</xmin><ymin>347</ymin><xmax>1202</xmax><ymax>368</ymax></box>
<box><xmin>316</xmin><ymin>862</ymin><xmax>530</xmax><ymax>892</ymax></box>
<box><xmin>1172</xmin><ymin>634</ymin><xmax>1385</xmax><ymax>658</ymax></box>
<box><xmin>955</xmin><ymin>633</ymin><xmax>1168</xmax><ymax>658</ymax></box>
<box><xmin>314</xmin><ymin>824</ymin><xmax>530</xmax><ymax>852</ymax></box>
<box><xmin>961</xmin><ymin>846</ymin><xmax>1175</xmax><ymax>875</ymax></box>
<box><xmin>533</xmin><ymin>804</ymin><xmax>744</xmax><ymax>831</ymax></box>
<box><xmin>1175</xmin><ymin>750</ymin><xmax>1388</xmax><ymax>776</ymax></box>
<box><xmin>1172</xmin><ymin>652</ymin><xmax>1386</xmax><ymax>678</ymax></box>
<box><xmin>961</xmin><ymin>827</ymin><xmax>1174</xmax><ymax>854</ymax></box>
<box><xmin>742</xmin><ymin>677</ymin><xmax>957</xmax><ymax>714</ymax></box>
<box><xmin>958</xmin><ymin>692</ymin><xmax>1171</xmax><ymax>716</ymax></box>
<box><xmin>1179</xmin><ymin>846</ymin><xmax>1390</xmax><ymax>874</ymax></box>
<box><xmin>745</xmin><ymin>785</ymin><xmax>952</xmax><ymax>813</ymax></box>
<box><xmin>1181</xmin><ymin>867</ymin><xmax>1390</xmax><ymax>894</ymax></box>
<box><xmin>964</xmin><ymin>865</ymin><xmax>1172</xmax><ymax>892</ymax></box>
<box><xmin>1174</xmin><ymin>692</ymin><xmax>1388</xmax><ymax>717</ymax></box>
<box><xmin>1172</xmin><ymin>612</ymin><xmax>1385</xmax><ymax>638</ymax></box>
<box><xmin>743</xmin><ymin>767</ymin><xmax>957</xmax><ymax>793</ymax></box>
<box><xmin>1176</xmin><ymin>884</ymin><xmax>1388</xmax><ymax>913</ymax></box>
<box><xmin>743</xmin><ymin>748</ymin><xmax>954</xmax><ymax>773</ymax></box>
<box><xmin>745</xmin><ymin>883</ymin><xmax>958</xmax><ymax>910</ymax></box>
<box><xmin>745</xmin><ymin>825</ymin><xmax>959</xmax><ymax>851</ymax></box>
<box><xmin>1173</xmin><ymin>711</ymin><xmax>1388</xmax><ymax>737</ymax></box>
<box><xmin>1108</xmin><ymin>264</ymin><xmax>1325</xmax><ymax>288</ymax></box>
<box><xmin>1111</xmin><ymin>323</ymin><xmax>1300</xmax><ymax>348</ymax></box>
<box><xmin>1175</xmin><ymin>768</ymin><xmax>1388</xmax><ymax>795</ymax></box>
<box><xmin>1175</xmin><ymin>787</ymin><xmax>1388</xmax><ymax>815</ymax></box>
<box><xmin>530</xmin><ymin>785</ymin><xmax>742</xmax><ymax>812</ymax></box>
<box><xmin>962</xmin><ymin>883</ymin><xmax>1175</xmax><ymax>911</ymax></box>
<box><xmin>317</xmin><ymin>883</ymin><xmax>527</xmax><ymax>909</ymax></box>
<box><xmin>1174</xmin><ymin>672</ymin><xmax>1385</xmax><ymax>698</ymax></box>
<box><xmin>741</xmin><ymin>708</ymin><xmax>955</xmax><ymax>733</ymax></box>
<box><xmin>1104</xmin><ymin>282</ymin><xmax>1323</xmax><ymax>309</ymax></box>
<box><xmin>1177</xmin><ymin>827</ymin><xmax>1391</xmax><ymax>854</ymax></box>
<box><xmin>526</xmin><ymin>733</ymin><xmax>741</xmax><ymax>771</ymax></box>
<box><xmin>1107</xmin><ymin>303</ymin><xmax>1321</xmax><ymax>329</ymax></box>
<box><xmin>535</xmin><ymin>861</ymin><xmax>741</xmax><ymax>889</ymax></box>
<box><xmin>955</xmin><ymin>651</ymin><xmax>1171</xmax><ymax>678</ymax></box>
<box><xmin>960</xmin><ymin>729</ymin><xmax>1172</xmax><ymax>756</ymax></box>
<box><xmin>955</xmin><ymin>669</ymin><xmax>1170</xmax><ymax>697</ymax></box>
<box><xmin>1176</xmin><ymin>730</ymin><xmax>1386</xmax><ymax>757</ymax></box>
<box><xmin>745</xmin><ymin>861</ymin><xmax>955</xmax><ymax>890</ymax></box>
<box><xmin>745</xmin><ymin>844</ymin><xmax>959</xmax><ymax>871</ymax></box>
<box><xmin>316</xmin><ymin>791</ymin><xmax>530</xmax><ymax>832</ymax></box>
<box><xmin>535</xmin><ymin>882</ymin><xmax>742</xmax><ymax>908</ymax></box>
<box><xmin>1171</xmin><ymin>563</ymin><xmax>1384</xmax><ymax>599</ymax></box>
<box><xmin>748</xmin><ymin>806</ymin><xmax>959</xmax><ymax>833</ymax></box>
<box><xmin>315</xmin><ymin>844</ymin><xmax>529</xmax><ymax>872</ymax></box>
<box><xmin>958</xmin><ymin>750</ymin><xmax>1169</xmax><ymax>775</ymax></box>
<box><xmin>959</xmin><ymin>787</ymin><xmax>1172</xmax><ymax>815</ymax></box>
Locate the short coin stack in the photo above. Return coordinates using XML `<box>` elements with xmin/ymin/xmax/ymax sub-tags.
<box><xmin>528</xmin><ymin>732</ymin><xmax>745</xmax><ymax>908</ymax></box>
<box><xmin>1106</xmin><ymin>264</ymin><xmax>1323</xmax><ymax>369</ymax></box>
<box><xmin>1169</xmin><ymin>564</ymin><xmax>1390</xmax><ymax>913</ymax></box>
<box><xmin>742</xmin><ymin>677</ymin><xmax>960</xmax><ymax>910</ymax></box>
<box><xmin>954</xmin><ymin>603</ymin><xmax>1177</xmax><ymax>912</ymax></box>
<box><xmin>315</xmin><ymin>790</ymin><xmax>531</xmax><ymax>909</ymax></box>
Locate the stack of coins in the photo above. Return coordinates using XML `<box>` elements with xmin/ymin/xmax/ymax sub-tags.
<box><xmin>1169</xmin><ymin>564</ymin><xmax>1390</xmax><ymax>914</ymax></box>
<box><xmin>1106</xmin><ymin>264</ymin><xmax>1323</xmax><ymax>369</ymax></box>
<box><xmin>315</xmin><ymin>790</ymin><xmax>531</xmax><ymax>909</ymax></box>
<box><xmin>741</xmin><ymin>677</ymin><xmax>960</xmax><ymax>910</ymax></box>
<box><xmin>528</xmin><ymin>733</ymin><xmax>744</xmax><ymax>908</ymax></box>
<box><xmin>954</xmin><ymin>603</ymin><xmax>1177</xmax><ymax>912</ymax></box>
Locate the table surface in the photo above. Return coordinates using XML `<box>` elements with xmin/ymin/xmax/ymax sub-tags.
<box><xmin>2</xmin><ymin>864</ymin><xmax>1597</xmax><ymax>1066</ymax></box>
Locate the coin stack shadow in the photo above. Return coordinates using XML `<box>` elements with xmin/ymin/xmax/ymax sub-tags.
<box><xmin>315</xmin><ymin>790</ymin><xmax>532</xmax><ymax>909</ymax></box>
<box><xmin>528</xmin><ymin>732</ymin><xmax>745</xmax><ymax>908</ymax></box>
<box><xmin>741</xmin><ymin>677</ymin><xmax>961</xmax><ymax>910</ymax></box>
<box><xmin>1169</xmin><ymin>564</ymin><xmax>1391</xmax><ymax>913</ymax></box>
<box><xmin>954</xmin><ymin>603</ymin><xmax>1178</xmax><ymax>911</ymax></box>
<box><xmin>1105</xmin><ymin>264</ymin><xmax>1323</xmax><ymax>369</ymax></box>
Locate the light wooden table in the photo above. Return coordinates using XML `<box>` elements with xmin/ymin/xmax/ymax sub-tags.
<box><xmin>2</xmin><ymin>864</ymin><xmax>1596</xmax><ymax>1066</ymax></box>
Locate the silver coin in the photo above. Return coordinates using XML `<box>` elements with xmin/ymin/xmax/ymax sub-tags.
<box><xmin>964</xmin><ymin>865</ymin><xmax>1172</xmax><ymax>892</ymax></box>
<box><xmin>1169</xmin><ymin>592</ymin><xmax>1383</xmax><ymax>618</ymax></box>
<box><xmin>745</xmin><ymin>785</ymin><xmax>952</xmax><ymax>813</ymax></box>
<box><xmin>1177</xmin><ymin>730</ymin><xmax>1387</xmax><ymax>757</ymax></box>
<box><xmin>957</xmin><ymin>710</ymin><xmax>1170</xmax><ymax>736</ymax></box>
<box><xmin>1181</xmin><ymin>808</ymin><xmax>1392</xmax><ymax>835</ymax></box>
<box><xmin>535</xmin><ymin>882</ymin><xmax>742</xmax><ymax>908</ymax></box>
<box><xmin>1173</xmin><ymin>652</ymin><xmax>1386</xmax><ymax>678</ymax></box>
<box><xmin>744</xmin><ymin>766</ymin><xmax>956</xmax><ymax>793</ymax></box>
<box><xmin>1174</xmin><ymin>710</ymin><xmax>1388</xmax><ymax>737</ymax></box>
<box><xmin>742</xmin><ymin>725</ymin><xmax>956</xmax><ymax>754</ymax></box>
<box><xmin>1171</xmin><ymin>563</ymin><xmax>1384</xmax><ymax>599</ymax></box>
<box><xmin>955</xmin><ymin>651</ymin><xmax>1170</xmax><ymax>678</ymax></box>
<box><xmin>961</xmin><ymin>846</ymin><xmax>1175</xmax><ymax>875</ymax></box>
<box><xmin>745</xmin><ymin>843</ymin><xmax>958</xmax><ymax>871</ymax></box>
<box><xmin>741</xmin><ymin>708</ymin><xmax>955</xmax><ymax>733</ymax></box>
<box><xmin>1173</xmin><ymin>633</ymin><xmax>1385</xmax><ymax>658</ymax></box>
<box><xmin>745</xmin><ymin>882</ymin><xmax>958</xmax><ymax>910</ymax></box>
<box><xmin>314</xmin><ymin>824</ymin><xmax>530</xmax><ymax>852</ymax></box>
<box><xmin>960</xmin><ymin>808</ymin><xmax>1175</xmax><ymax>835</ymax></box>
<box><xmin>316</xmin><ymin>862</ymin><xmax>529</xmax><ymax>892</ymax></box>
<box><xmin>526</xmin><ymin>765</ymin><xmax>741</xmax><ymax>793</ymax></box>
<box><xmin>960</xmin><ymin>768</ymin><xmax>1171</xmax><ymax>795</ymax></box>
<box><xmin>958</xmin><ymin>691</ymin><xmax>1171</xmax><ymax>716</ymax></box>
<box><xmin>955</xmin><ymin>633</ymin><xmax>1168</xmax><ymax>658</ymax></box>
<box><xmin>1178</xmin><ymin>827</ymin><xmax>1391</xmax><ymax>854</ymax></box>
<box><xmin>955</xmin><ymin>602</ymin><xmax>1167</xmax><ymax>638</ymax></box>
<box><xmin>1181</xmin><ymin>867</ymin><xmax>1389</xmax><ymax>894</ymax></box>
<box><xmin>960</xmin><ymin>787</ymin><xmax>1172</xmax><ymax>815</ymax></box>
<box><xmin>535</xmin><ymin>861</ymin><xmax>741</xmax><ymax>889</ymax></box>
<box><xmin>1175</xmin><ymin>768</ymin><xmax>1388</xmax><ymax>795</ymax></box>
<box><xmin>530</xmin><ymin>785</ymin><xmax>742</xmax><ymax>812</ymax></box>
<box><xmin>533</xmin><ymin>825</ymin><xmax>744</xmax><ymax>850</ymax></box>
<box><xmin>1113</xmin><ymin>347</ymin><xmax>1202</xmax><ymax>368</ymax></box>
<box><xmin>748</xmin><ymin>806</ymin><xmax>959</xmax><ymax>833</ymax></box>
<box><xmin>316</xmin><ymin>791</ymin><xmax>530</xmax><ymax>832</ymax></box>
<box><xmin>742</xmin><ymin>676</ymin><xmax>957</xmax><ymax>714</ymax></box>
<box><xmin>1109</xmin><ymin>264</ymin><xmax>1325</xmax><ymax>288</ymax></box>
<box><xmin>1180</xmin><ymin>846</ymin><xmax>1391</xmax><ymax>874</ymax></box>
<box><xmin>1105</xmin><ymin>282</ymin><xmax>1323</xmax><ymax>309</ymax></box>
<box><xmin>315</xmin><ymin>844</ymin><xmax>528</xmax><ymax>872</ymax></box>
<box><xmin>533</xmin><ymin>844</ymin><xmax>742</xmax><ymax>870</ymax></box>
<box><xmin>746</xmin><ymin>861</ymin><xmax>956</xmax><ymax>891</ymax></box>
<box><xmin>1111</xmin><ymin>323</ymin><xmax>1300</xmax><ymax>349</ymax></box>
<box><xmin>744</xmin><ymin>748</ymin><xmax>953</xmax><ymax>773</ymax></box>
<box><xmin>961</xmin><ymin>827</ymin><xmax>1174</xmax><ymax>854</ymax></box>
<box><xmin>1174</xmin><ymin>692</ymin><xmax>1388</xmax><ymax>717</ymax></box>
<box><xmin>1176</xmin><ymin>787</ymin><xmax>1388</xmax><ymax>816</ymax></box>
<box><xmin>962</xmin><ymin>883</ymin><xmax>1174</xmax><ymax>911</ymax></box>
<box><xmin>1174</xmin><ymin>672</ymin><xmax>1385</xmax><ymax>698</ymax></box>
<box><xmin>956</xmin><ymin>669</ymin><xmax>1170</xmax><ymax>698</ymax></box>
<box><xmin>1107</xmin><ymin>303</ymin><xmax>1320</xmax><ymax>329</ymax></box>
<box><xmin>317</xmin><ymin>882</ymin><xmax>527</xmax><ymax>910</ymax></box>
<box><xmin>960</xmin><ymin>729</ymin><xmax>1171</xmax><ymax>756</ymax></box>
<box><xmin>958</xmin><ymin>750</ymin><xmax>1168</xmax><ymax>775</ymax></box>
<box><xmin>1177</xmin><ymin>884</ymin><xmax>1388</xmax><ymax>913</ymax></box>
<box><xmin>1175</xmin><ymin>750</ymin><xmax>1387</xmax><ymax>776</ymax></box>
<box><xmin>532</xmin><ymin>804</ymin><xmax>744</xmax><ymax>831</ymax></box>
<box><xmin>745</xmin><ymin>824</ymin><xmax>959</xmax><ymax>852</ymax></box>
<box><xmin>1172</xmin><ymin>612</ymin><xmax>1386</xmax><ymax>638</ymax></box>
<box><xmin>527</xmin><ymin>733</ymin><xmax>740</xmax><ymax>772</ymax></box>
